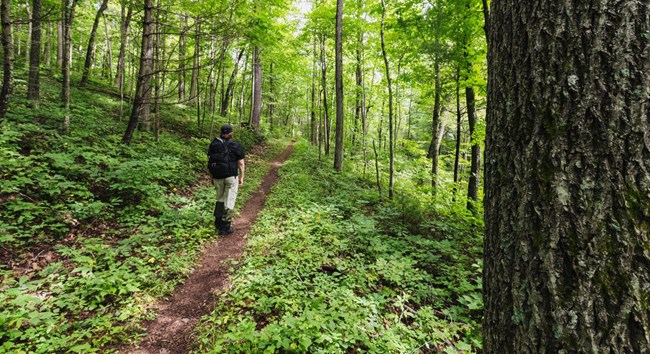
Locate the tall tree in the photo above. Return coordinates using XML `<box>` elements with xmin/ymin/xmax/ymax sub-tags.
<box><xmin>465</xmin><ymin>86</ymin><xmax>479</xmax><ymax>211</ymax></box>
<box><xmin>250</xmin><ymin>45</ymin><xmax>262</xmax><ymax>129</ymax></box>
<box><xmin>178</xmin><ymin>14</ymin><xmax>187</xmax><ymax>102</ymax></box>
<box><xmin>122</xmin><ymin>0</ymin><xmax>154</xmax><ymax>144</ymax></box>
<box><xmin>114</xmin><ymin>2</ymin><xmax>133</xmax><ymax>89</ymax></box>
<box><xmin>484</xmin><ymin>0</ymin><xmax>650</xmax><ymax>351</ymax></box>
<box><xmin>79</xmin><ymin>0</ymin><xmax>109</xmax><ymax>87</ymax></box>
<box><xmin>27</xmin><ymin>0</ymin><xmax>41</xmax><ymax>103</ymax></box>
<box><xmin>61</xmin><ymin>0</ymin><xmax>78</xmax><ymax>132</ymax></box>
<box><xmin>0</xmin><ymin>0</ymin><xmax>12</xmax><ymax>117</ymax></box>
<box><xmin>189</xmin><ymin>17</ymin><xmax>200</xmax><ymax>104</ymax></box>
<box><xmin>221</xmin><ymin>47</ymin><xmax>244</xmax><ymax>117</ymax></box>
<box><xmin>380</xmin><ymin>0</ymin><xmax>394</xmax><ymax>198</ymax></box>
<box><xmin>333</xmin><ymin>0</ymin><xmax>344</xmax><ymax>171</ymax></box>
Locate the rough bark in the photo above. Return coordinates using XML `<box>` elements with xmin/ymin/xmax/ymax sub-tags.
<box><xmin>122</xmin><ymin>0</ymin><xmax>154</xmax><ymax>144</ymax></box>
<box><xmin>27</xmin><ymin>0</ymin><xmax>41</xmax><ymax>102</ymax></box>
<box><xmin>250</xmin><ymin>45</ymin><xmax>262</xmax><ymax>129</ymax></box>
<box><xmin>114</xmin><ymin>2</ymin><xmax>133</xmax><ymax>88</ymax></box>
<box><xmin>380</xmin><ymin>0</ymin><xmax>394</xmax><ymax>198</ymax></box>
<box><xmin>0</xmin><ymin>0</ymin><xmax>12</xmax><ymax>118</ymax></box>
<box><xmin>333</xmin><ymin>0</ymin><xmax>344</xmax><ymax>172</ymax></box>
<box><xmin>79</xmin><ymin>0</ymin><xmax>109</xmax><ymax>87</ymax></box>
<box><xmin>484</xmin><ymin>0</ymin><xmax>650</xmax><ymax>352</ymax></box>
<box><xmin>466</xmin><ymin>86</ymin><xmax>479</xmax><ymax>212</ymax></box>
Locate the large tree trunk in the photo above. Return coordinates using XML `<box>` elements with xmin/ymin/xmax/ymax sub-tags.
<box><xmin>114</xmin><ymin>3</ymin><xmax>133</xmax><ymax>89</ymax></box>
<box><xmin>27</xmin><ymin>0</ymin><xmax>41</xmax><ymax>102</ymax></box>
<box><xmin>380</xmin><ymin>0</ymin><xmax>394</xmax><ymax>198</ymax></box>
<box><xmin>0</xmin><ymin>0</ymin><xmax>12</xmax><ymax>118</ymax></box>
<box><xmin>250</xmin><ymin>45</ymin><xmax>262</xmax><ymax>129</ymax></box>
<box><xmin>61</xmin><ymin>0</ymin><xmax>78</xmax><ymax>132</ymax></box>
<box><xmin>79</xmin><ymin>0</ymin><xmax>109</xmax><ymax>87</ymax></box>
<box><xmin>333</xmin><ymin>0</ymin><xmax>344</xmax><ymax>172</ymax></box>
<box><xmin>122</xmin><ymin>0</ymin><xmax>154</xmax><ymax>144</ymax></box>
<box><xmin>465</xmin><ymin>86</ymin><xmax>479</xmax><ymax>212</ymax></box>
<box><xmin>483</xmin><ymin>0</ymin><xmax>650</xmax><ymax>352</ymax></box>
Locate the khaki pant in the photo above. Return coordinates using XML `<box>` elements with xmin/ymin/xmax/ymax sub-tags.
<box><xmin>213</xmin><ymin>176</ymin><xmax>239</xmax><ymax>223</ymax></box>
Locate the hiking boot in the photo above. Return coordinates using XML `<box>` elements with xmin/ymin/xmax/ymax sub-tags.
<box><xmin>219</xmin><ymin>222</ymin><xmax>235</xmax><ymax>235</ymax></box>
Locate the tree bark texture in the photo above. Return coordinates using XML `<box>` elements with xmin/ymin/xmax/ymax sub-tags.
<box><xmin>122</xmin><ymin>0</ymin><xmax>154</xmax><ymax>144</ymax></box>
<box><xmin>466</xmin><ymin>86</ymin><xmax>479</xmax><ymax>211</ymax></box>
<box><xmin>484</xmin><ymin>0</ymin><xmax>650</xmax><ymax>352</ymax></box>
<box><xmin>250</xmin><ymin>45</ymin><xmax>262</xmax><ymax>129</ymax></box>
<box><xmin>333</xmin><ymin>0</ymin><xmax>344</xmax><ymax>172</ymax></box>
<box><xmin>0</xmin><ymin>0</ymin><xmax>12</xmax><ymax>118</ymax></box>
<box><xmin>79</xmin><ymin>0</ymin><xmax>109</xmax><ymax>87</ymax></box>
<box><xmin>114</xmin><ymin>3</ymin><xmax>132</xmax><ymax>88</ymax></box>
<box><xmin>27</xmin><ymin>0</ymin><xmax>41</xmax><ymax>101</ymax></box>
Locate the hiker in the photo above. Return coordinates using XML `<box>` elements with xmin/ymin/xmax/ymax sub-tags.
<box><xmin>208</xmin><ymin>124</ymin><xmax>245</xmax><ymax>235</ymax></box>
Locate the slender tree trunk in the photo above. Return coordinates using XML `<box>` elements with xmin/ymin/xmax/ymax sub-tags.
<box><xmin>27</xmin><ymin>0</ymin><xmax>41</xmax><ymax>103</ymax></box>
<box><xmin>484</xmin><ymin>0</ymin><xmax>650</xmax><ymax>351</ymax></box>
<box><xmin>56</xmin><ymin>20</ymin><xmax>62</xmax><ymax>68</ymax></box>
<box><xmin>114</xmin><ymin>3</ymin><xmax>132</xmax><ymax>88</ymax></box>
<box><xmin>24</xmin><ymin>0</ymin><xmax>31</xmax><ymax>66</ymax></box>
<box><xmin>268</xmin><ymin>62</ymin><xmax>275</xmax><ymax>130</ymax></box>
<box><xmin>79</xmin><ymin>0</ymin><xmax>108</xmax><ymax>86</ymax></box>
<box><xmin>353</xmin><ymin>40</ymin><xmax>361</xmax><ymax>146</ymax></box>
<box><xmin>250</xmin><ymin>45</ymin><xmax>262</xmax><ymax>129</ymax></box>
<box><xmin>221</xmin><ymin>47</ymin><xmax>244</xmax><ymax>117</ymax></box>
<box><xmin>122</xmin><ymin>0</ymin><xmax>154</xmax><ymax>144</ymax></box>
<box><xmin>238</xmin><ymin>50</ymin><xmax>248</xmax><ymax>119</ymax></box>
<box><xmin>0</xmin><ymin>0</ymin><xmax>12</xmax><ymax>118</ymax></box>
<box><xmin>178</xmin><ymin>14</ymin><xmax>186</xmax><ymax>102</ymax></box>
<box><xmin>189</xmin><ymin>17</ymin><xmax>200</xmax><ymax>104</ymax></box>
<box><xmin>453</xmin><ymin>67</ymin><xmax>462</xmax><ymax>189</ymax></box>
<box><xmin>320</xmin><ymin>35</ymin><xmax>330</xmax><ymax>155</ymax></box>
<box><xmin>310</xmin><ymin>36</ymin><xmax>317</xmax><ymax>144</ymax></box>
<box><xmin>102</xmin><ymin>13</ymin><xmax>112</xmax><ymax>78</ymax></box>
<box><xmin>45</xmin><ymin>21</ymin><xmax>51</xmax><ymax>68</ymax></box>
<box><xmin>333</xmin><ymin>0</ymin><xmax>345</xmax><ymax>171</ymax></box>
<box><xmin>466</xmin><ymin>86</ymin><xmax>479</xmax><ymax>212</ymax></box>
<box><xmin>380</xmin><ymin>0</ymin><xmax>394</xmax><ymax>198</ymax></box>
<box><xmin>61</xmin><ymin>0</ymin><xmax>78</xmax><ymax>132</ymax></box>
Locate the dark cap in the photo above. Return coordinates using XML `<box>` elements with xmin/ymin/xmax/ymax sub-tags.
<box><xmin>220</xmin><ymin>124</ymin><xmax>233</xmax><ymax>134</ymax></box>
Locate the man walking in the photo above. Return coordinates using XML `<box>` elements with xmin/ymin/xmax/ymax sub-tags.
<box><xmin>208</xmin><ymin>124</ymin><xmax>245</xmax><ymax>235</ymax></box>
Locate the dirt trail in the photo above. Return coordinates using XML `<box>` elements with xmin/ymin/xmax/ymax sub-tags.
<box><xmin>126</xmin><ymin>142</ymin><xmax>295</xmax><ymax>354</ymax></box>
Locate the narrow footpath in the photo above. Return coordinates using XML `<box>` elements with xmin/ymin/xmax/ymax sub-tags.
<box><xmin>127</xmin><ymin>142</ymin><xmax>295</xmax><ymax>354</ymax></box>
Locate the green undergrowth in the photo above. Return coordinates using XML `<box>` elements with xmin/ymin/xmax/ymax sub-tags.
<box><xmin>0</xmin><ymin>75</ymin><xmax>285</xmax><ymax>352</ymax></box>
<box><xmin>195</xmin><ymin>140</ymin><xmax>483</xmax><ymax>353</ymax></box>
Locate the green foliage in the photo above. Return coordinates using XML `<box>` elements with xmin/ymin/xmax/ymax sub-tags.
<box><xmin>0</xmin><ymin>75</ymin><xmax>287</xmax><ymax>351</ymax></box>
<box><xmin>195</xmin><ymin>140</ymin><xmax>482</xmax><ymax>353</ymax></box>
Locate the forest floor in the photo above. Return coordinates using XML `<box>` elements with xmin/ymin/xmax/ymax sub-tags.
<box><xmin>127</xmin><ymin>142</ymin><xmax>295</xmax><ymax>354</ymax></box>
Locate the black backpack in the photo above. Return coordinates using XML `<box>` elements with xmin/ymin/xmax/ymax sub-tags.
<box><xmin>208</xmin><ymin>138</ymin><xmax>230</xmax><ymax>179</ymax></box>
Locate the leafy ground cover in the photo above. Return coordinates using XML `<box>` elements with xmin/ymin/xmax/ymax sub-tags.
<box><xmin>0</xmin><ymin>75</ymin><xmax>286</xmax><ymax>352</ymax></box>
<box><xmin>195</xmin><ymin>140</ymin><xmax>483</xmax><ymax>353</ymax></box>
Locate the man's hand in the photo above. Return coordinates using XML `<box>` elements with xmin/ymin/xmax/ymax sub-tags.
<box><xmin>238</xmin><ymin>176</ymin><xmax>244</xmax><ymax>186</ymax></box>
